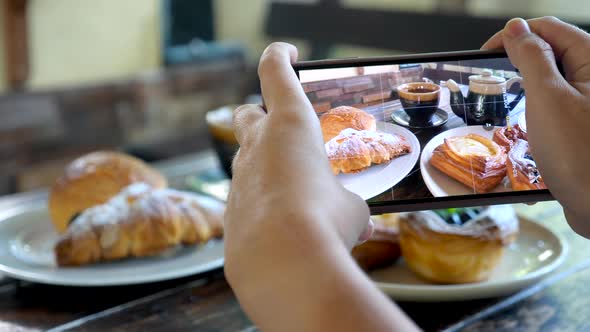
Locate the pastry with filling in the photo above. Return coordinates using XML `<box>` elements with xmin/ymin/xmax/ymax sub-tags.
<box><xmin>320</xmin><ymin>106</ymin><xmax>376</xmax><ymax>143</ymax></box>
<box><xmin>493</xmin><ymin>124</ymin><xmax>528</xmax><ymax>150</ymax></box>
<box><xmin>399</xmin><ymin>206</ymin><xmax>518</xmax><ymax>284</ymax></box>
<box><xmin>352</xmin><ymin>214</ymin><xmax>401</xmax><ymax>270</ymax></box>
<box><xmin>507</xmin><ymin>139</ymin><xmax>547</xmax><ymax>191</ymax></box>
<box><xmin>326</xmin><ymin>128</ymin><xmax>411</xmax><ymax>174</ymax></box>
<box><xmin>54</xmin><ymin>183</ymin><xmax>223</xmax><ymax>266</ymax></box>
<box><xmin>49</xmin><ymin>151</ymin><xmax>167</xmax><ymax>234</ymax></box>
<box><xmin>430</xmin><ymin>134</ymin><xmax>507</xmax><ymax>193</ymax></box>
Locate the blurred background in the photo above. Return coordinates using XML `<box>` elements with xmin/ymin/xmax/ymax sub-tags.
<box><xmin>0</xmin><ymin>0</ymin><xmax>589</xmax><ymax>196</ymax></box>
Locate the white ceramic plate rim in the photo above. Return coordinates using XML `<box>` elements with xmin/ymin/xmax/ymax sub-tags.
<box><xmin>0</xmin><ymin>198</ymin><xmax>225</xmax><ymax>287</ymax></box>
<box><xmin>337</xmin><ymin>122</ymin><xmax>420</xmax><ymax>200</ymax></box>
<box><xmin>373</xmin><ymin>218</ymin><xmax>568</xmax><ymax>301</ymax></box>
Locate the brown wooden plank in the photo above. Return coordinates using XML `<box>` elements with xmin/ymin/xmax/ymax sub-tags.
<box><xmin>2</xmin><ymin>0</ymin><xmax>29</xmax><ymax>90</ymax></box>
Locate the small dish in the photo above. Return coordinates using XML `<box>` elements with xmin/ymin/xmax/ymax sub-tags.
<box><xmin>391</xmin><ymin>108</ymin><xmax>449</xmax><ymax>129</ymax></box>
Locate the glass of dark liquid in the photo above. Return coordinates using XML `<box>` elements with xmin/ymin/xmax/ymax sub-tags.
<box><xmin>206</xmin><ymin>105</ymin><xmax>239</xmax><ymax>177</ymax></box>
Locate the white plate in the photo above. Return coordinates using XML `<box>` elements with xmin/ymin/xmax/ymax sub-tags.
<box><xmin>420</xmin><ymin>125</ymin><xmax>512</xmax><ymax>197</ymax></box>
<box><xmin>0</xmin><ymin>195</ymin><xmax>225</xmax><ymax>286</ymax></box>
<box><xmin>371</xmin><ymin>217</ymin><xmax>567</xmax><ymax>302</ymax></box>
<box><xmin>337</xmin><ymin>122</ymin><xmax>420</xmax><ymax>200</ymax></box>
<box><xmin>518</xmin><ymin>112</ymin><xmax>527</xmax><ymax>132</ymax></box>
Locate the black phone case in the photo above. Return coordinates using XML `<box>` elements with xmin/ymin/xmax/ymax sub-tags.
<box><xmin>293</xmin><ymin>49</ymin><xmax>557</xmax><ymax>214</ymax></box>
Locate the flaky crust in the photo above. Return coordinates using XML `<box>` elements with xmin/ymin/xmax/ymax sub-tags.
<box><xmin>54</xmin><ymin>183</ymin><xmax>223</xmax><ymax>266</ymax></box>
<box><xmin>493</xmin><ymin>125</ymin><xmax>527</xmax><ymax>150</ymax></box>
<box><xmin>507</xmin><ymin>139</ymin><xmax>547</xmax><ymax>191</ymax></box>
<box><xmin>430</xmin><ymin>134</ymin><xmax>507</xmax><ymax>193</ymax></box>
<box><xmin>49</xmin><ymin>151</ymin><xmax>167</xmax><ymax>234</ymax></box>
<box><xmin>320</xmin><ymin>106</ymin><xmax>376</xmax><ymax>142</ymax></box>
<box><xmin>352</xmin><ymin>214</ymin><xmax>401</xmax><ymax>270</ymax></box>
<box><xmin>325</xmin><ymin>129</ymin><xmax>411</xmax><ymax>174</ymax></box>
<box><xmin>398</xmin><ymin>206</ymin><xmax>519</xmax><ymax>284</ymax></box>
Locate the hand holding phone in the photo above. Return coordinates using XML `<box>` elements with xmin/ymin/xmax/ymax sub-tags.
<box><xmin>483</xmin><ymin>17</ymin><xmax>590</xmax><ymax>236</ymax></box>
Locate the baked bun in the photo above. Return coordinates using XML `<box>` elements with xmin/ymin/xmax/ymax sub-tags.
<box><xmin>55</xmin><ymin>183</ymin><xmax>223</xmax><ymax>266</ymax></box>
<box><xmin>430</xmin><ymin>134</ymin><xmax>507</xmax><ymax>193</ymax></box>
<box><xmin>399</xmin><ymin>206</ymin><xmax>518</xmax><ymax>284</ymax></box>
<box><xmin>493</xmin><ymin>124</ymin><xmax>527</xmax><ymax>150</ymax></box>
<box><xmin>326</xmin><ymin>128</ymin><xmax>411</xmax><ymax>174</ymax></box>
<box><xmin>352</xmin><ymin>214</ymin><xmax>401</xmax><ymax>270</ymax></box>
<box><xmin>320</xmin><ymin>106</ymin><xmax>376</xmax><ymax>142</ymax></box>
<box><xmin>507</xmin><ymin>139</ymin><xmax>547</xmax><ymax>191</ymax></box>
<box><xmin>49</xmin><ymin>151</ymin><xmax>167</xmax><ymax>234</ymax></box>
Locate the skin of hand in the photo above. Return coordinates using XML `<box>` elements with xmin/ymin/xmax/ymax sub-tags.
<box><xmin>482</xmin><ymin>17</ymin><xmax>590</xmax><ymax>238</ymax></box>
<box><xmin>224</xmin><ymin>43</ymin><xmax>420</xmax><ymax>332</ymax></box>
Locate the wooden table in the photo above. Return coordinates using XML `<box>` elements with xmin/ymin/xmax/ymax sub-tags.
<box><xmin>1</xmin><ymin>152</ymin><xmax>590</xmax><ymax>332</ymax></box>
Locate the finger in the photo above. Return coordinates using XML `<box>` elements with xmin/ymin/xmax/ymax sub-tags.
<box><xmin>356</xmin><ymin>218</ymin><xmax>375</xmax><ymax>245</ymax></box>
<box><xmin>257</xmin><ymin>42</ymin><xmax>311</xmax><ymax>115</ymax></box>
<box><xmin>501</xmin><ymin>18</ymin><xmax>571</xmax><ymax>95</ymax></box>
<box><xmin>526</xmin><ymin>17</ymin><xmax>590</xmax><ymax>82</ymax></box>
<box><xmin>232</xmin><ymin>104</ymin><xmax>266</xmax><ymax>146</ymax></box>
<box><xmin>481</xmin><ymin>30</ymin><xmax>503</xmax><ymax>50</ymax></box>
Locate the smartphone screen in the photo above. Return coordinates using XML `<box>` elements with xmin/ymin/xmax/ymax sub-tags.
<box><xmin>294</xmin><ymin>51</ymin><xmax>553</xmax><ymax>213</ymax></box>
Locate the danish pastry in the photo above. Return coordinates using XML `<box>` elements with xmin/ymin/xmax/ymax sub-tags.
<box><xmin>320</xmin><ymin>106</ymin><xmax>376</xmax><ymax>142</ymax></box>
<box><xmin>49</xmin><ymin>151</ymin><xmax>167</xmax><ymax>234</ymax></box>
<box><xmin>399</xmin><ymin>206</ymin><xmax>518</xmax><ymax>284</ymax></box>
<box><xmin>352</xmin><ymin>214</ymin><xmax>401</xmax><ymax>270</ymax></box>
<box><xmin>507</xmin><ymin>139</ymin><xmax>547</xmax><ymax>191</ymax></box>
<box><xmin>493</xmin><ymin>124</ymin><xmax>527</xmax><ymax>150</ymax></box>
<box><xmin>430</xmin><ymin>134</ymin><xmax>507</xmax><ymax>193</ymax></box>
<box><xmin>55</xmin><ymin>183</ymin><xmax>223</xmax><ymax>266</ymax></box>
<box><xmin>326</xmin><ymin>129</ymin><xmax>411</xmax><ymax>174</ymax></box>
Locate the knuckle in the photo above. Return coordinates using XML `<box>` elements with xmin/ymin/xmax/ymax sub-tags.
<box><xmin>519</xmin><ymin>36</ymin><xmax>553</xmax><ymax>57</ymax></box>
<box><xmin>539</xmin><ymin>16</ymin><xmax>560</xmax><ymax>25</ymax></box>
<box><xmin>258</xmin><ymin>52</ymin><xmax>283</xmax><ymax>78</ymax></box>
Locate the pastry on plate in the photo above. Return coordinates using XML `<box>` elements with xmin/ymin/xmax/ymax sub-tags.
<box><xmin>507</xmin><ymin>139</ymin><xmax>547</xmax><ymax>191</ymax></box>
<box><xmin>54</xmin><ymin>183</ymin><xmax>223</xmax><ymax>266</ymax></box>
<box><xmin>493</xmin><ymin>124</ymin><xmax>528</xmax><ymax>150</ymax></box>
<box><xmin>49</xmin><ymin>151</ymin><xmax>167</xmax><ymax>234</ymax></box>
<box><xmin>326</xmin><ymin>128</ymin><xmax>411</xmax><ymax>174</ymax></box>
<box><xmin>352</xmin><ymin>214</ymin><xmax>401</xmax><ymax>270</ymax></box>
<box><xmin>320</xmin><ymin>106</ymin><xmax>376</xmax><ymax>142</ymax></box>
<box><xmin>430</xmin><ymin>134</ymin><xmax>507</xmax><ymax>193</ymax></box>
<box><xmin>399</xmin><ymin>206</ymin><xmax>518</xmax><ymax>284</ymax></box>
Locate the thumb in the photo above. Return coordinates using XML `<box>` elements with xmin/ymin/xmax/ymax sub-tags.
<box><xmin>232</xmin><ymin>104</ymin><xmax>266</xmax><ymax>147</ymax></box>
<box><xmin>502</xmin><ymin>18</ymin><xmax>568</xmax><ymax>93</ymax></box>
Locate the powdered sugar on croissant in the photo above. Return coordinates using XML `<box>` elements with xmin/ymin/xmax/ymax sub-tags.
<box><xmin>325</xmin><ymin>128</ymin><xmax>411</xmax><ymax>174</ymax></box>
<box><xmin>54</xmin><ymin>183</ymin><xmax>223</xmax><ymax>266</ymax></box>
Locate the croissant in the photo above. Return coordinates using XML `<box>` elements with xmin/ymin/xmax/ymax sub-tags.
<box><xmin>492</xmin><ymin>124</ymin><xmax>527</xmax><ymax>150</ymax></box>
<box><xmin>55</xmin><ymin>183</ymin><xmax>224</xmax><ymax>266</ymax></box>
<box><xmin>325</xmin><ymin>128</ymin><xmax>411</xmax><ymax>174</ymax></box>
<box><xmin>430</xmin><ymin>134</ymin><xmax>507</xmax><ymax>193</ymax></box>
<box><xmin>320</xmin><ymin>106</ymin><xmax>376</xmax><ymax>142</ymax></box>
<box><xmin>507</xmin><ymin>139</ymin><xmax>547</xmax><ymax>191</ymax></box>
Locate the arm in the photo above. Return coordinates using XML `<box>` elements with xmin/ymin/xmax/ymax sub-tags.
<box><xmin>224</xmin><ymin>43</ymin><xmax>420</xmax><ymax>332</ymax></box>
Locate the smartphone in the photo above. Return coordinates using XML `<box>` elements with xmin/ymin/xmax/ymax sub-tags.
<box><xmin>293</xmin><ymin>50</ymin><xmax>555</xmax><ymax>214</ymax></box>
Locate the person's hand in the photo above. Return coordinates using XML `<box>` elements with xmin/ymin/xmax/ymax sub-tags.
<box><xmin>482</xmin><ymin>17</ymin><xmax>590</xmax><ymax>237</ymax></box>
<box><xmin>224</xmin><ymin>43</ymin><xmax>418</xmax><ymax>332</ymax></box>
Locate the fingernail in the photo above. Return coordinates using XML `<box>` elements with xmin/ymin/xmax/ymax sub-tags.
<box><xmin>505</xmin><ymin>18</ymin><xmax>531</xmax><ymax>39</ymax></box>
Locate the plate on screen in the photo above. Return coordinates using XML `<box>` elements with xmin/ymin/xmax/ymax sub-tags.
<box><xmin>336</xmin><ymin>122</ymin><xmax>420</xmax><ymax>200</ymax></box>
<box><xmin>371</xmin><ymin>216</ymin><xmax>567</xmax><ymax>301</ymax></box>
<box><xmin>420</xmin><ymin>125</ymin><xmax>512</xmax><ymax>197</ymax></box>
<box><xmin>0</xmin><ymin>196</ymin><xmax>224</xmax><ymax>286</ymax></box>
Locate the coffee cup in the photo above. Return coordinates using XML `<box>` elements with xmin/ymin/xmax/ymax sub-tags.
<box><xmin>206</xmin><ymin>105</ymin><xmax>239</xmax><ymax>178</ymax></box>
<box><xmin>397</xmin><ymin>82</ymin><xmax>441</xmax><ymax>127</ymax></box>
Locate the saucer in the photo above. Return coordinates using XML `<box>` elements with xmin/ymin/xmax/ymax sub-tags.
<box><xmin>391</xmin><ymin>108</ymin><xmax>449</xmax><ymax>129</ymax></box>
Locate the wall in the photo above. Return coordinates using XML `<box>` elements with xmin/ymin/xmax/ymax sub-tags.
<box><xmin>0</xmin><ymin>1</ymin><xmax>5</xmax><ymax>91</ymax></box>
<box><xmin>0</xmin><ymin>0</ymin><xmax>161</xmax><ymax>92</ymax></box>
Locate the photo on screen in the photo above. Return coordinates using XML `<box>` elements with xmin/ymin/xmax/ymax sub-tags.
<box><xmin>298</xmin><ymin>57</ymin><xmax>545</xmax><ymax>205</ymax></box>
